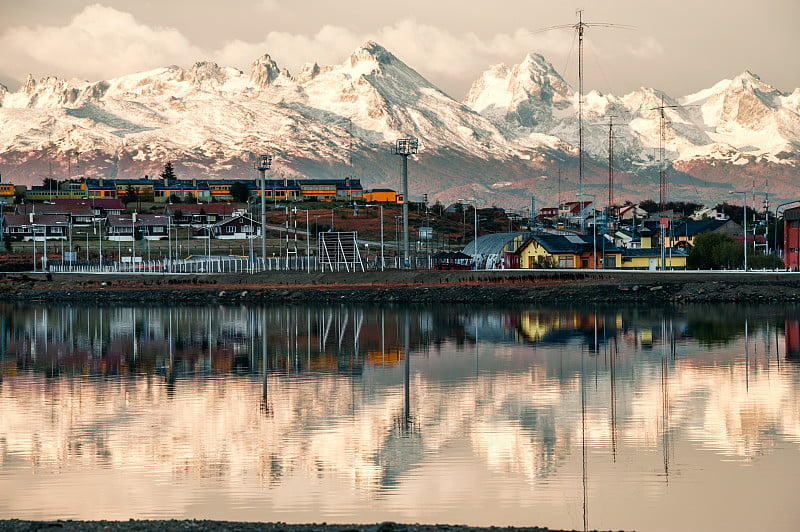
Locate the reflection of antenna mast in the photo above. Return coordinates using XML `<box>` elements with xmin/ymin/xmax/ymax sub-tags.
<box><xmin>536</xmin><ymin>11</ymin><xmax>633</xmax><ymax>233</ymax></box>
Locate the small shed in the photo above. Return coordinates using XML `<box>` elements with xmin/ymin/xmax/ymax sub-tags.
<box><xmin>432</xmin><ymin>251</ymin><xmax>472</xmax><ymax>270</ymax></box>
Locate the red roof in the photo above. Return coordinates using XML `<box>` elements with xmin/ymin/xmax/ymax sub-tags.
<box><xmin>4</xmin><ymin>213</ymin><xmax>70</xmax><ymax>227</ymax></box>
<box><xmin>16</xmin><ymin>203</ymin><xmax>93</xmax><ymax>216</ymax></box>
<box><xmin>164</xmin><ymin>203</ymin><xmax>239</xmax><ymax>215</ymax></box>
<box><xmin>53</xmin><ymin>198</ymin><xmax>125</xmax><ymax>210</ymax></box>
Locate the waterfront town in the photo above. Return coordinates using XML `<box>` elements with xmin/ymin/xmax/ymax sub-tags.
<box><xmin>0</xmin><ymin>167</ymin><xmax>797</xmax><ymax>273</ymax></box>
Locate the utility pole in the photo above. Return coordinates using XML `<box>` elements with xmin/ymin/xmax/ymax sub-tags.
<box><xmin>649</xmin><ymin>98</ymin><xmax>698</xmax><ymax>269</ymax></box>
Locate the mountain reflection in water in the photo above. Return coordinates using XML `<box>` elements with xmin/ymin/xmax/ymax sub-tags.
<box><xmin>0</xmin><ymin>303</ymin><xmax>798</xmax><ymax>532</ymax></box>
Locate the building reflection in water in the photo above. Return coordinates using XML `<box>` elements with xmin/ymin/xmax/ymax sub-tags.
<box><xmin>0</xmin><ymin>303</ymin><xmax>799</xmax><ymax>530</ymax></box>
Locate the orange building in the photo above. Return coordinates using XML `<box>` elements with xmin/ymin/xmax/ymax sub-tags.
<box><xmin>0</xmin><ymin>182</ymin><xmax>16</xmax><ymax>200</ymax></box>
<box><xmin>363</xmin><ymin>189</ymin><xmax>400</xmax><ymax>203</ymax></box>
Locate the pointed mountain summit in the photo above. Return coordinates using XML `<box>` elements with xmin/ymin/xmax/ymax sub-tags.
<box><xmin>249</xmin><ymin>54</ymin><xmax>291</xmax><ymax>88</ymax></box>
<box><xmin>291</xmin><ymin>41</ymin><xmax>506</xmax><ymax>153</ymax></box>
<box><xmin>464</xmin><ymin>53</ymin><xmax>573</xmax><ymax>129</ymax></box>
<box><xmin>677</xmin><ymin>71</ymin><xmax>800</xmax><ymax>154</ymax></box>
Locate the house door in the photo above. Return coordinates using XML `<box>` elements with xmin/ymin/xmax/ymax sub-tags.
<box><xmin>605</xmin><ymin>256</ymin><xmax>616</xmax><ymax>268</ymax></box>
<box><xmin>648</xmin><ymin>258</ymin><xmax>657</xmax><ymax>271</ymax></box>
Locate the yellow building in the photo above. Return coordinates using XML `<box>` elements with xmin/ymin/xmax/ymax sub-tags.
<box><xmin>518</xmin><ymin>233</ymin><xmax>622</xmax><ymax>269</ymax></box>
<box><xmin>619</xmin><ymin>248</ymin><xmax>687</xmax><ymax>269</ymax></box>
<box><xmin>620</xmin><ymin>229</ymin><xmax>687</xmax><ymax>269</ymax></box>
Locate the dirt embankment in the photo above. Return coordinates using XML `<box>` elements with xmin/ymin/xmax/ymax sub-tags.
<box><xmin>0</xmin><ymin>270</ymin><xmax>798</xmax><ymax>306</ymax></box>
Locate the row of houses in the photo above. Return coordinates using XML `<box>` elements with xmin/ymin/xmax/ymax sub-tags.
<box><xmin>0</xmin><ymin>175</ymin><xmax>403</xmax><ymax>204</ymax></box>
<box><xmin>538</xmin><ymin>201</ymin><xmax>733</xmax><ymax>230</ymax></box>
<box><xmin>464</xmin><ymin>231</ymin><xmax>688</xmax><ymax>270</ymax></box>
<box><xmin>1</xmin><ymin>200</ymin><xmax>261</xmax><ymax>241</ymax></box>
<box><xmin>463</xmin><ymin>212</ymin><xmax>784</xmax><ymax>270</ymax></box>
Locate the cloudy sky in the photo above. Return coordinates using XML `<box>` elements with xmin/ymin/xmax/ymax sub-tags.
<box><xmin>1</xmin><ymin>0</ymin><xmax>797</xmax><ymax>99</ymax></box>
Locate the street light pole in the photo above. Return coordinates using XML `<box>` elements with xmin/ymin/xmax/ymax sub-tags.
<box><xmin>730</xmin><ymin>190</ymin><xmax>748</xmax><ymax>271</ymax></box>
<box><xmin>577</xmin><ymin>193</ymin><xmax>596</xmax><ymax>269</ymax></box>
<box><xmin>394</xmin><ymin>137</ymin><xmax>418</xmax><ymax>268</ymax></box>
<box><xmin>458</xmin><ymin>198</ymin><xmax>479</xmax><ymax>246</ymax></box>
<box><xmin>254</xmin><ymin>154</ymin><xmax>272</xmax><ymax>270</ymax></box>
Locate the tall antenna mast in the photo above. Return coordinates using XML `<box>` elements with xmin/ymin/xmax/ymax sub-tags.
<box><xmin>535</xmin><ymin>12</ymin><xmax>632</xmax><ymax>234</ymax></box>
<box><xmin>649</xmin><ymin>97</ymin><xmax>697</xmax><ymax>269</ymax></box>
<box><xmin>659</xmin><ymin>98</ymin><xmax>668</xmax><ymax>269</ymax></box>
<box><xmin>557</xmin><ymin>167</ymin><xmax>562</xmax><ymax>207</ymax></box>
<box><xmin>577</xmin><ymin>9</ymin><xmax>585</xmax><ymax>233</ymax></box>
<box><xmin>608</xmin><ymin>116</ymin><xmax>615</xmax><ymax>210</ymax></box>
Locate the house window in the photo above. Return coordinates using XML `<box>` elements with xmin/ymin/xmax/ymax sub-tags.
<box><xmin>558</xmin><ymin>257</ymin><xmax>574</xmax><ymax>268</ymax></box>
<box><xmin>52</xmin><ymin>227</ymin><xmax>63</xmax><ymax>234</ymax></box>
<box><xmin>226</xmin><ymin>226</ymin><xmax>235</xmax><ymax>233</ymax></box>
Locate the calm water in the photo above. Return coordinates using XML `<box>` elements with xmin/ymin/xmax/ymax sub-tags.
<box><xmin>0</xmin><ymin>302</ymin><xmax>798</xmax><ymax>531</ymax></box>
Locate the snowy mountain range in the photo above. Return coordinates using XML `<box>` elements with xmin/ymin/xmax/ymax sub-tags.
<box><xmin>0</xmin><ymin>41</ymin><xmax>798</xmax><ymax>209</ymax></box>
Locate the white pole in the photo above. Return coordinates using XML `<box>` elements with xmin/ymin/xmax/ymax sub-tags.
<box><xmin>306</xmin><ymin>210</ymin><xmax>310</xmax><ymax>274</ymax></box>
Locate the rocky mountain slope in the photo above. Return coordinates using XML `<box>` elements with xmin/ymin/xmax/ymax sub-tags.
<box><xmin>0</xmin><ymin>41</ymin><xmax>797</xmax><ymax>210</ymax></box>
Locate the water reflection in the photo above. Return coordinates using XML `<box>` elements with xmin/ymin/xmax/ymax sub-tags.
<box><xmin>0</xmin><ymin>303</ymin><xmax>799</xmax><ymax>530</ymax></box>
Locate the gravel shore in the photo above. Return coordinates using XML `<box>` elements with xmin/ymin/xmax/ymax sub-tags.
<box><xmin>0</xmin><ymin>522</ymin><xmax>579</xmax><ymax>532</ymax></box>
<box><xmin>0</xmin><ymin>269</ymin><xmax>798</xmax><ymax>306</ymax></box>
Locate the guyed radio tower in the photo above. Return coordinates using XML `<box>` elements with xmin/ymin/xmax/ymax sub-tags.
<box><xmin>536</xmin><ymin>10</ymin><xmax>632</xmax><ymax>233</ymax></box>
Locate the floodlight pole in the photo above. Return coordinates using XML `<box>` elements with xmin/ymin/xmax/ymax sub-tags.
<box><xmin>255</xmin><ymin>154</ymin><xmax>272</xmax><ymax>269</ymax></box>
<box><xmin>394</xmin><ymin>138</ymin><xmax>418</xmax><ymax>268</ymax></box>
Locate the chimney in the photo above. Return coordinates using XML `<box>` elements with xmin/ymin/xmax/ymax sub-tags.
<box><xmin>99</xmin><ymin>178</ymin><xmax>104</xmax><ymax>187</ymax></box>
<box><xmin>192</xmin><ymin>178</ymin><xmax>197</xmax><ymax>188</ymax></box>
<box><xmin>163</xmin><ymin>177</ymin><xmax>169</xmax><ymax>187</ymax></box>
<box><xmin>283</xmin><ymin>177</ymin><xmax>288</xmax><ymax>188</ymax></box>
<box><xmin>132</xmin><ymin>212</ymin><xmax>137</xmax><ymax>223</ymax></box>
<box><xmin>29</xmin><ymin>213</ymin><xmax>34</xmax><ymax>223</ymax></box>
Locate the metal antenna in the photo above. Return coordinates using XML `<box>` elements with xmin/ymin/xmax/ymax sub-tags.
<box><xmin>535</xmin><ymin>11</ymin><xmax>633</xmax><ymax>234</ymax></box>
<box><xmin>647</xmin><ymin>97</ymin><xmax>698</xmax><ymax>269</ymax></box>
<box><xmin>607</xmin><ymin>116</ymin><xmax>616</xmax><ymax>210</ymax></box>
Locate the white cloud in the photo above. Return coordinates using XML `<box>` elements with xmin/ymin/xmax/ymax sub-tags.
<box><xmin>0</xmin><ymin>4</ymin><xmax>641</xmax><ymax>96</ymax></box>
<box><xmin>214</xmin><ymin>25</ymin><xmax>362</xmax><ymax>74</ymax></box>
<box><xmin>214</xmin><ymin>19</ymin><xmax>565</xmax><ymax>87</ymax></box>
<box><xmin>0</xmin><ymin>4</ymin><xmax>204</xmax><ymax>83</ymax></box>
<box><xmin>626</xmin><ymin>36</ymin><xmax>665</xmax><ymax>59</ymax></box>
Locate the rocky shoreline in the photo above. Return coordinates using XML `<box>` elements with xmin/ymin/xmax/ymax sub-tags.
<box><xmin>0</xmin><ymin>270</ymin><xmax>798</xmax><ymax>306</ymax></box>
<box><xmin>0</xmin><ymin>521</ymin><xmax>573</xmax><ymax>532</ymax></box>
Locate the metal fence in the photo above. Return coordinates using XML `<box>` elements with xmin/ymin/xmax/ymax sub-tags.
<box><xmin>43</xmin><ymin>253</ymin><xmax>436</xmax><ymax>274</ymax></box>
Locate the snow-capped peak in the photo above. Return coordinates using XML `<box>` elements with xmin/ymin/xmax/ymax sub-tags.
<box><xmin>463</xmin><ymin>52</ymin><xmax>573</xmax><ymax>128</ymax></box>
<box><xmin>249</xmin><ymin>54</ymin><xmax>291</xmax><ymax>88</ymax></box>
<box><xmin>349</xmin><ymin>40</ymin><xmax>396</xmax><ymax>67</ymax></box>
